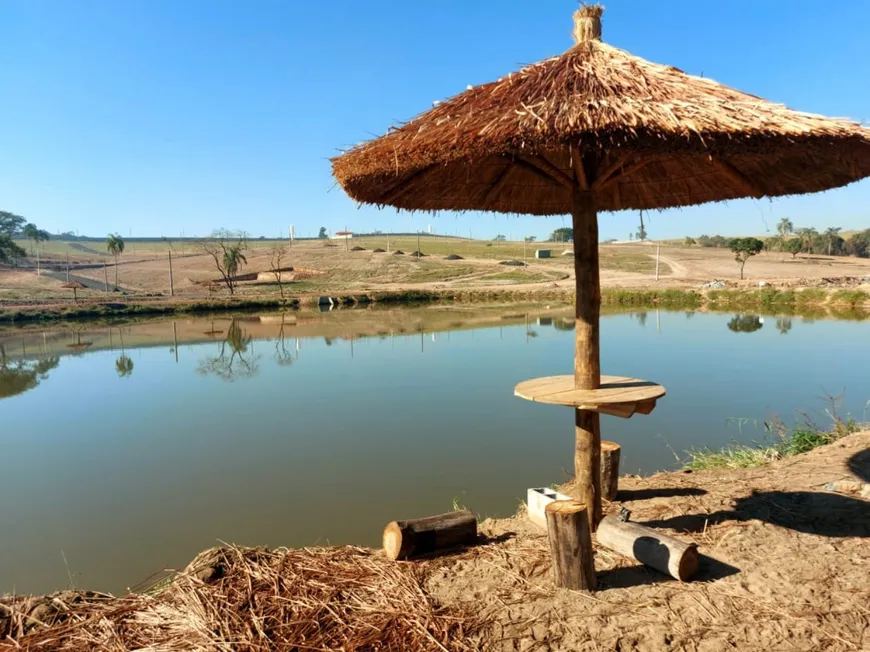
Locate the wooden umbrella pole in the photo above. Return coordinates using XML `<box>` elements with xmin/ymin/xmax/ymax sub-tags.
<box><xmin>571</xmin><ymin>187</ymin><xmax>602</xmax><ymax>530</ymax></box>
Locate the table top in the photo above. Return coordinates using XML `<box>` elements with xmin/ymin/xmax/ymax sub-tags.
<box><xmin>514</xmin><ymin>375</ymin><xmax>666</xmax><ymax>409</ymax></box>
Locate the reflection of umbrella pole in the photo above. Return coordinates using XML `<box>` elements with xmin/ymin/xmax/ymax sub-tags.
<box><xmin>173</xmin><ymin>321</ymin><xmax>179</xmax><ymax>362</ymax></box>
<box><xmin>657</xmin><ymin>310</ymin><xmax>661</xmax><ymax>333</ymax></box>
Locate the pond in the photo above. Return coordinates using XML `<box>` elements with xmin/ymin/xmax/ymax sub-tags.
<box><xmin>1</xmin><ymin>305</ymin><xmax>868</xmax><ymax>595</ymax></box>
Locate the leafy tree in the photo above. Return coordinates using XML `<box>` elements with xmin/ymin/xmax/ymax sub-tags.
<box><xmin>727</xmin><ymin>315</ymin><xmax>763</xmax><ymax>334</ymax></box>
<box><xmin>684</xmin><ymin>237</ymin><xmax>696</xmax><ymax>246</ymax></box>
<box><xmin>22</xmin><ymin>223</ymin><xmax>50</xmax><ymax>256</ymax></box>
<box><xmin>524</xmin><ymin>236</ymin><xmax>537</xmax><ymax>243</ymax></box>
<box><xmin>549</xmin><ymin>227</ymin><xmax>573</xmax><ymax>242</ymax></box>
<box><xmin>629</xmin><ymin>233</ymin><xmax>633</xmax><ymax>241</ymax></box>
<box><xmin>0</xmin><ymin>234</ymin><xmax>26</xmax><ymax>264</ymax></box>
<box><xmin>796</xmin><ymin>227</ymin><xmax>818</xmax><ymax>254</ymax></box>
<box><xmin>198</xmin><ymin>229</ymin><xmax>248</xmax><ymax>295</ymax></box>
<box><xmin>845</xmin><ymin>231</ymin><xmax>869</xmax><ymax>258</ymax></box>
<box><xmin>494</xmin><ymin>234</ymin><xmax>506</xmax><ymax>242</ymax></box>
<box><xmin>782</xmin><ymin>238</ymin><xmax>802</xmax><ymax>259</ymax></box>
<box><xmin>776</xmin><ymin>217</ymin><xmax>794</xmax><ymax>238</ymax></box>
<box><xmin>0</xmin><ymin>211</ymin><xmax>25</xmax><ymax>236</ymax></box>
<box><xmin>318</xmin><ymin>227</ymin><xmax>328</xmax><ymax>239</ymax></box>
<box><xmin>727</xmin><ymin>237</ymin><xmax>764</xmax><ymax>279</ymax></box>
<box><xmin>763</xmin><ymin>236</ymin><xmax>780</xmax><ymax>252</ymax></box>
<box><xmin>823</xmin><ymin>227</ymin><xmax>842</xmax><ymax>256</ymax></box>
<box><xmin>106</xmin><ymin>233</ymin><xmax>125</xmax><ymax>289</ymax></box>
<box><xmin>635</xmin><ymin>223</ymin><xmax>648</xmax><ymax>241</ymax></box>
<box><xmin>0</xmin><ymin>346</ymin><xmax>59</xmax><ymax>399</ymax></box>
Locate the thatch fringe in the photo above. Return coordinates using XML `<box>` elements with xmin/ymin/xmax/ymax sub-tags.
<box><xmin>7</xmin><ymin>545</ymin><xmax>485</xmax><ymax>651</ymax></box>
<box><xmin>332</xmin><ymin>9</ymin><xmax>870</xmax><ymax>215</ymax></box>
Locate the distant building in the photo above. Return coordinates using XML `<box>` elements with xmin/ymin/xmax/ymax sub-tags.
<box><xmin>332</xmin><ymin>231</ymin><xmax>353</xmax><ymax>241</ymax></box>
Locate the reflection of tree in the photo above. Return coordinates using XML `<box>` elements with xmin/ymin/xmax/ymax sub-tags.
<box><xmin>636</xmin><ymin>312</ymin><xmax>648</xmax><ymax>327</ymax></box>
<box><xmin>115</xmin><ymin>327</ymin><xmax>134</xmax><ymax>378</ymax></box>
<box><xmin>775</xmin><ymin>316</ymin><xmax>793</xmax><ymax>335</ymax></box>
<box><xmin>274</xmin><ymin>315</ymin><xmax>294</xmax><ymax>366</ymax></box>
<box><xmin>727</xmin><ymin>314</ymin><xmax>764</xmax><ymax>334</ymax></box>
<box><xmin>553</xmin><ymin>318</ymin><xmax>575</xmax><ymax>331</ymax></box>
<box><xmin>115</xmin><ymin>355</ymin><xmax>134</xmax><ymax>378</ymax></box>
<box><xmin>197</xmin><ymin>319</ymin><xmax>260</xmax><ymax>381</ymax></box>
<box><xmin>0</xmin><ymin>345</ymin><xmax>60</xmax><ymax>399</ymax></box>
<box><xmin>685</xmin><ymin>311</ymin><xmax>695</xmax><ymax>320</ymax></box>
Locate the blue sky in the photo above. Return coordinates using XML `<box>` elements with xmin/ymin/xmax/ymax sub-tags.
<box><xmin>2</xmin><ymin>0</ymin><xmax>869</xmax><ymax>241</ymax></box>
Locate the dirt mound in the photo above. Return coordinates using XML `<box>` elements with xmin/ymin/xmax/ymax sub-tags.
<box><xmin>499</xmin><ymin>260</ymin><xmax>526</xmax><ymax>267</ymax></box>
<box><xmin>393</xmin><ymin>250</ymin><xmax>405</xmax><ymax>255</ymax></box>
<box><xmin>410</xmin><ymin>251</ymin><xmax>427</xmax><ymax>257</ymax></box>
<box><xmin>351</xmin><ymin>246</ymin><xmax>365</xmax><ymax>251</ymax></box>
<box><xmin>445</xmin><ymin>254</ymin><xmax>464</xmax><ymax>260</ymax></box>
<box><xmin>372</xmin><ymin>248</ymin><xmax>386</xmax><ymax>253</ymax></box>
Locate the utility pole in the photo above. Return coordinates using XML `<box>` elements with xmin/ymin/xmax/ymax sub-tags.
<box><xmin>36</xmin><ymin>247</ymin><xmax>40</xmax><ymax>276</ymax></box>
<box><xmin>345</xmin><ymin>225</ymin><xmax>349</xmax><ymax>252</ymax></box>
<box><xmin>524</xmin><ymin>237</ymin><xmax>527</xmax><ymax>270</ymax></box>
<box><xmin>417</xmin><ymin>231</ymin><xmax>421</xmax><ymax>256</ymax></box>
<box><xmin>104</xmin><ymin>263</ymin><xmax>109</xmax><ymax>292</ymax></box>
<box><xmin>168</xmin><ymin>250</ymin><xmax>175</xmax><ymax>296</ymax></box>
<box><xmin>655</xmin><ymin>244</ymin><xmax>661</xmax><ymax>281</ymax></box>
<box><xmin>66</xmin><ymin>253</ymin><xmax>71</xmax><ymax>282</ymax></box>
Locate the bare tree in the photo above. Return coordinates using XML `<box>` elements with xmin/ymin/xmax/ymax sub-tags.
<box><xmin>268</xmin><ymin>243</ymin><xmax>289</xmax><ymax>298</ymax></box>
<box><xmin>198</xmin><ymin>229</ymin><xmax>248</xmax><ymax>295</ymax></box>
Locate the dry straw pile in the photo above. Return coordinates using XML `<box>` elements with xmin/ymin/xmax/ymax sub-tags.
<box><xmin>3</xmin><ymin>545</ymin><xmax>485</xmax><ymax>651</ymax></box>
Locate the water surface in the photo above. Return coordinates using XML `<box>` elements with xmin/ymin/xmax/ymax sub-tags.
<box><xmin>1</xmin><ymin>306</ymin><xmax>868</xmax><ymax>595</ymax></box>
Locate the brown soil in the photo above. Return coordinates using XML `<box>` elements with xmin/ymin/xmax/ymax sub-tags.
<box><xmin>428</xmin><ymin>431</ymin><xmax>870</xmax><ymax>651</ymax></box>
<box><xmin>4</xmin><ymin>433</ymin><xmax>868</xmax><ymax>651</ymax></box>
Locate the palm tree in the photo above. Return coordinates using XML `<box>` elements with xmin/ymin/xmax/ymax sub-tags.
<box><xmin>824</xmin><ymin>226</ymin><xmax>842</xmax><ymax>256</ymax></box>
<box><xmin>797</xmin><ymin>227</ymin><xmax>818</xmax><ymax>254</ymax></box>
<box><xmin>777</xmin><ymin>217</ymin><xmax>794</xmax><ymax>239</ymax></box>
<box><xmin>223</xmin><ymin>245</ymin><xmax>247</xmax><ymax>280</ymax></box>
<box><xmin>106</xmin><ymin>233</ymin><xmax>125</xmax><ymax>289</ymax></box>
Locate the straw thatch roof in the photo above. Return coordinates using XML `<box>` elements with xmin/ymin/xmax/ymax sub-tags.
<box><xmin>332</xmin><ymin>6</ymin><xmax>870</xmax><ymax>215</ymax></box>
<box><xmin>60</xmin><ymin>281</ymin><xmax>86</xmax><ymax>289</ymax></box>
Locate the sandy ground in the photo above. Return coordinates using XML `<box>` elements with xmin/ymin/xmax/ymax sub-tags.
<box><xmin>426</xmin><ymin>431</ymin><xmax>870</xmax><ymax>651</ymax></box>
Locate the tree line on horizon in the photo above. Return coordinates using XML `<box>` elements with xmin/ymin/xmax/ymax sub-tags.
<box><xmin>685</xmin><ymin>218</ymin><xmax>869</xmax><ymax>258</ymax></box>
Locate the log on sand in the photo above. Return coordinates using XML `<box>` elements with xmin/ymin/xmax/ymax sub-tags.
<box><xmin>545</xmin><ymin>500</ymin><xmax>596</xmax><ymax>591</ymax></box>
<box><xmin>596</xmin><ymin>515</ymin><xmax>699</xmax><ymax>581</ymax></box>
<box><xmin>600</xmin><ymin>441</ymin><xmax>621</xmax><ymax>501</ymax></box>
<box><xmin>383</xmin><ymin>511</ymin><xmax>477</xmax><ymax>561</ymax></box>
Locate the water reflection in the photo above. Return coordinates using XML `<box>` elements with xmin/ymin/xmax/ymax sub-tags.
<box><xmin>775</xmin><ymin>316</ymin><xmax>793</xmax><ymax>335</ymax></box>
<box><xmin>727</xmin><ymin>314</ymin><xmax>764</xmax><ymax>334</ymax></box>
<box><xmin>196</xmin><ymin>319</ymin><xmax>260</xmax><ymax>382</ymax></box>
<box><xmin>0</xmin><ymin>345</ymin><xmax>60</xmax><ymax>399</ymax></box>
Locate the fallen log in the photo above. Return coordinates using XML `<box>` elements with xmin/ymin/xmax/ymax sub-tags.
<box><xmin>383</xmin><ymin>510</ymin><xmax>477</xmax><ymax>561</ymax></box>
<box><xmin>545</xmin><ymin>500</ymin><xmax>596</xmax><ymax>591</ymax></box>
<box><xmin>596</xmin><ymin>515</ymin><xmax>699</xmax><ymax>581</ymax></box>
<box><xmin>600</xmin><ymin>441</ymin><xmax>621</xmax><ymax>501</ymax></box>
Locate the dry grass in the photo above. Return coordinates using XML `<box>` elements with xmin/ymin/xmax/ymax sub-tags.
<box><xmin>5</xmin><ymin>546</ymin><xmax>486</xmax><ymax>651</ymax></box>
<box><xmin>332</xmin><ymin>6</ymin><xmax>870</xmax><ymax>215</ymax></box>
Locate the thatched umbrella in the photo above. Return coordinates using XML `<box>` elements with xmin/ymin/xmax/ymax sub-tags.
<box><xmin>331</xmin><ymin>6</ymin><xmax>870</xmax><ymax>529</ymax></box>
<box><xmin>61</xmin><ymin>281</ymin><xmax>86</xmax><ymax>302</ymax></box>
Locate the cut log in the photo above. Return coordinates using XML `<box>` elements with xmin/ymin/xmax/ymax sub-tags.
<box><xmin>600</xmin><ymin>441</ymin><xmax>621</xmax><ymax>501</ymax></box>
<box><xmin>383</xmin><ymin>510</ymin><xmax>477</xmax><ymax>561</ymax></box>
<box><xmin>596</xmin><ymin>515</ymin><xmax>699</xmax><ymax>581</ymax></box>
<box><xmin>545</xmin><ymin>500</ymin><xmax>596</xmax><ymax>591</ymax></box>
